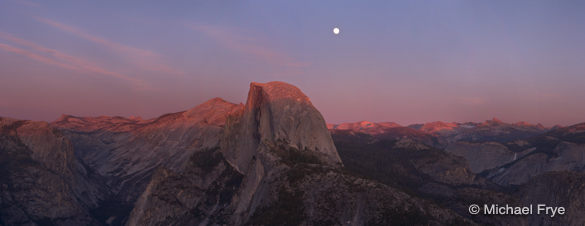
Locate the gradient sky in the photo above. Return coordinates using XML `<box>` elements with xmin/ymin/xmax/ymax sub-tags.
<box><xmin>1</xmin><ymin>0</ymin><xmax>584</xmax><ymax>126</ymax></box>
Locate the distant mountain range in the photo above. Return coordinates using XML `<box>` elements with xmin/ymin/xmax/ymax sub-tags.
<box><xmin>329</xmin><ymin>118</ymin><xmax>547</xmax><ymax>143</ymax></box>
<box><xmin>328</xmin><ymin>118</ymin><xmax>585</xmax><ymax>225</ymax></box>
<box><xmin>1</xmin><ymin>81</ymin><xmax>584</xmax><ymax>225</ymax></box>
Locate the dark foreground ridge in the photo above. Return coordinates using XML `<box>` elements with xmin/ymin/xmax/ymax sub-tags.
<box><xmin>1</xmin><ymin>81</ymin><xmax>585</xmax><ymax>225</ymax></box>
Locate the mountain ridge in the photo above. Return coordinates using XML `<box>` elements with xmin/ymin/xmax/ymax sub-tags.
<box><xmin>2</xmin><ymin>81</ymin><xmax>584</xmax><ymax>225</ymax></box>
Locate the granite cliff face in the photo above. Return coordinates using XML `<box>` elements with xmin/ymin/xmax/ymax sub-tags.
<box><xmin>0</xmin><ymin>118</ymin><xmax>103</xmax><ymax>225</ymax></box>
<box><xmin>329</xmin><ymin>120</ymin><xmax>585</xmax><ymax>225</ymax></box>
<box><xmin>125</xmin><ymin>81</ymin><xmax>345</xmax><ymax>224</ymax></box>
<box><xmin>2</xmin><ymin>81</ymin><xmax>585</xmax><ymax>225</ymax></box>
<box><xmin>221</xmin><ymin>81</ymin><xmax>342</xmax><ymax>173</ymax></box>
<box><xmin>2</xmin><ymin>81</ymin><xmax>466</xmax><ymax>225</ymax></box>
<box><xmin>407</xmin><ymin>118</ymin><xmax>547</xmax><ymax>145</ymax></box>
<box><xmin>484</xmin><ymin>123</ymin><xmax>585</xmax><ymax>185</ymax></box>
<box><xmin>330</xmin><ymin>119</ymin><xmax>552</xmax><ymax>175</ymax></box>
<box><xmin>50</xmin><ymin>97</ymin><xmax>243</xmax><ymax>224</ymax></box>
<box><xmin>126</xmin><ymin>82</ymin><xmax>466</xmax><ymax>225</ymax></box>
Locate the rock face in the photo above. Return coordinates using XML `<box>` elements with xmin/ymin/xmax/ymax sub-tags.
<box><xmin>3</xmin><ymin>81</ymin><xmax>585</xmax><ymax>225</ymax></box>
<box><xmin>0</xmin><ymin>118</ymin><xmax>102</xmax><ymax>225</ymax></box>
<box><xmin>329</xmin><ymin>119</ymin><xmax>585</xmax><ymax>225</ymax></box>
<box><xmin>128</xmin><ymin>82</ymin><xmax>463</xmax><ymax>225</ymax></box>
<box><xmin>333</xmin><ymin>119</ymin><xmax>551</xmax><ymax>175</ymax></box>
<box><xmin>125</xmin><ymin>82</ymin><xmax>467</xmax><ymax>225</ymax></box>
<box><xmin>408</xmin><ymin>118</ymin><xmax>548</xmax><ymax>145</ymax></box>
<box><xmin>485</xmin><ymin>123</ymin><xmax>585</xmax><ymax>185</ymax></box>
<box><xmin>221</xmin><ymin>81</ymin><xmax>342</xmax><ymax>173</ymax></box>
<box><xmin>517</xmin><ymin>172</ymin><xmax>585</xmax><ymax>225</ymax></box>
<box><xmin>445</xmin><ymin>142</ymin><xmax>517</xmax><ymax>173</ymax></box>
<box><xmin>50</xmin><ymin>98</ymin><xmax>243</xmax><ymax>224</ymax></box>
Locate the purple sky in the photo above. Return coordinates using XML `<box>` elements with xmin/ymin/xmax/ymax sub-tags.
<box><xmin>1</xmin><ymin>1</ymin><xmax>584</xmax><ymax>126</ymax></box>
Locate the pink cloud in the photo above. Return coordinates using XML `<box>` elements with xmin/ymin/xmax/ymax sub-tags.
<box><xmin>35</xmin><ymin>17</ymin><xmax>183</xmax><ymax>76</ymax></box>
<box><xmin>0</xmin><ymin>43</ymin><xmax>77</xmax><ymax>70</ymax></box>
<box><xmin>189</xmin><ymin>24</ymin><xmax>308</xmax><ymax>68</ymax></box>
<box><xmin>0</xmin><ymin>32</ymin><xmax>147</xmax><ymax>89</ymax></box>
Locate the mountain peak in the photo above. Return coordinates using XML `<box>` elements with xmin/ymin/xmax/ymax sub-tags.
<box><xmin>485</xmin><ymin>117</ymin><xmax>504</xmax><ymax>124</ymax></box>
<box><xmin>222</xmin><ymin>81</ymin><xmax>342</xmax><ymax>172</ymax></box>
<box><xmin>182</xmin><ymin>97</ymin><xmax>241</xmax><ymax>125</ymax></box>
<box><xmin>358</xmin><ymin>121</ymin><xmax>375</xmax><ymax>127</ymax></box>
<box><xmin>56</xmin><ymin>114</ymin><xmax>71</xmax><ymax>122</ymax></box>
<box><xmin>248</xmin><ymin>81</ymin><xmax>311</xmax><ymax>104</ymax></box>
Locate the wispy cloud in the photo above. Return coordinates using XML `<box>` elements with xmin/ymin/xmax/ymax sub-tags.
<box><xmin>189</xmin><ymin>24</ymin><xmax>308</xmax><ymax>67</ymax></box>
<box><xmin>35</xmin><ymin>17</ymin><xmax>183</xmax><ymax>76</ymax></box>
<box><xmin>36</xmin><ymin>17</ymin><xmax>155</xmax><ymax>57</ymax></box>
<box><xmin>0</xmin><ymin>43</ymin><xmax>77</xmax><ymax>70</ymax></box>
<box><xmin>0</xmin><ymin>32</ymin><xmax>147</xmax><ymax>88</ymax></box>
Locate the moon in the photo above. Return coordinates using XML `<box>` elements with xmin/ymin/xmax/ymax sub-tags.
<box><xmin>333</xmin><ymin>27</ymin><xmax>340</xmax><ymax>35</ymax></box>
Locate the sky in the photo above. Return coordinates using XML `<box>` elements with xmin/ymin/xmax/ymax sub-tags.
<box><xmin>1</xmin><ymin>0</ymin><xmax>584</xmax><ymax>126</ymax></box>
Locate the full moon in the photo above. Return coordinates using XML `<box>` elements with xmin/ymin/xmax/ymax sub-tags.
<box><xmin>333</xmin><ymin>27</ymin><xmax>340</xmax><ymax>35</ymax></box>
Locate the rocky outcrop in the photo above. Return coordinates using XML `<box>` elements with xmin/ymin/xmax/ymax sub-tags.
<box><xmin>126</xmin><ymin>82</ymin><xmax>348</xmax><ymax>225</ymax></box>
<box><xmin>221</xmin><ymin>81</ymin><xmax>342</xmax><ymax>172</ymax></box>
<box><xmin>474</xmin><ymin>123</ymin><xmax>585</xmax><ymax>185</ymax></box>
<box><xmin>125</xmin><ymin>148</ymin><xmax>244</xmax><ymax>226</ymax></box>
<box><xmin>126</xmin><ymin>145</ymin><xmax>471</xmax><ymax>225</ymax></box>
<box><xmin>446</xmin><ymin>142</ymin><xmax>518</xmax><ymax>173</ymax></box>
<box><xmin>330</xmin><ymin>129</ymin><xmax>481</xmax><ymax>192</ymax></box>
<box><xmin>486</xmin><ymin>141</ymin><xmax>585</xmax><ymax>185</ymax></box>
<box><xmin>1</xmin><ymin>96</ymin><xmax>244</xmax><ymax>225</ymax></box>
<box><xmin>3</xmin><ymin>81</ymin><xmax>583</xmax><ymax>225</ymax></box>
<box><xmin>125</xmin><ymin>82</ymin><xmax>473</xmax><ymax>225</ymax></box>
<box><xmin>0</xmin><ymin>118</ymin><xmax>102</xmax><ymax>225</ymax></box>
<box><xmin>408</xmin><ymin>118</ymin><xmax>548</xmax><ymax>145</ymax></box>
<box><xmin>49</xmin><ymin>98</ymin><xmax>243</xmax><ymax>223</ymax></box>
<box><xmin>2</xmin><ymin>82</ymin><xmax>345</xmax><ymax>225</ymax></box>
<box><xmin>330</xmin><ymin>118</ymin><xmax>585</xmax><ymax>225</ymax></box>
<box><xmin>517</xmin><ymin>172</ymin><xmax>585</xmax><ymax>225</ymax></box>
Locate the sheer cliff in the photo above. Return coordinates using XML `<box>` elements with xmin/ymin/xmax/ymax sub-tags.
<box><xmin>126</xmin><ymin>81</ymin><xmax>466</xmax><ymax>225</ymax></box>
<box><xmin>2</xmin><ymin>81</ymin><xmax>584</xmax><ymax>225</ymax></box>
